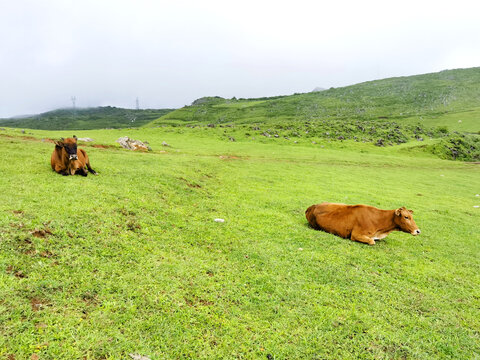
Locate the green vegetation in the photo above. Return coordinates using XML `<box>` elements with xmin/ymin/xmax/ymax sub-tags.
<box><xmin>0</xmin><ymin>107</ymin><xmax>174</xmax><ymax>130</ymax></box>
<box><xmin>1</xmin><ymin>67</ymin><xmax>479</xmax><ymax>358</ymax></box>
<box><xmin>149</xmin><ymin>67</ymin><xmax>480</xmax><ymax>133</ymax></box>
<box><xmin>1</xmin><ymin>126</ymin><xmax>479</xmax><ymax>359</ymax></box>
<box><xmin>145</xmin><ymin>67</ymin><xmax>480</xmax><ymax>161</ymax></box>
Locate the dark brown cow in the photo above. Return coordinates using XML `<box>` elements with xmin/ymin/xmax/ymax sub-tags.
<box><xmin>51</xmin><ymin>136</ymin><xmax>97</xmax><ymax>176</ymax></box>
<box><xmin>305</xmin><ymin>202</ymin><xmax>420</xmax><ymax>245</ymax></box>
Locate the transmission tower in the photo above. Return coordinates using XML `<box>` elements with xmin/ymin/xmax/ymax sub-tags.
<box><xmin>71</xmin><ymin>96</ymin><xmax>76</xmax><ymax>119</ymax></box>
<box><xmin>136</xmin><ymin>97</ymin><xmax>140</xmax><ymax>110</ymax></box>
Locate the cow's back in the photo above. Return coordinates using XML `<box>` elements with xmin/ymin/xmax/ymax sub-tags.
<box><xmin>306</xmin><ymin>202</ymin><xmax>357</xmax><ymax>238</ymax></box>
<box><xmin>51</xmin><ymin>146</ymin><xmax>64</xmax><ymax>171</ymax></box>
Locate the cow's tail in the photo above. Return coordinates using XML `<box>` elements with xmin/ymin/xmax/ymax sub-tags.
<box><xmin>86</xmin><ymin>161</ymin><xmax>97</xmax><ymax>175</ymax></box>
<box><xmin>305</xmin><ymin>204</ymin><xmax>318</xmax><ymax>228</ymax></box>
<box><xmin>83</xmin><ymin>152</ymin><xmax>97</xmax><ymax>175</ymax></box>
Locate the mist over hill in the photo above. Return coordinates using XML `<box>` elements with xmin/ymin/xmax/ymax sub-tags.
<box><xmin>0</xmin><ymin>106</ymin><xmax>174</xmax><ymax>130</ymax></box>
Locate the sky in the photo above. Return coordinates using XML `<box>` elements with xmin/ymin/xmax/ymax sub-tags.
<box><xmin>1</xmin><ymin>0</ymin><xmax>479</xmax><ymax>118</ymax></box>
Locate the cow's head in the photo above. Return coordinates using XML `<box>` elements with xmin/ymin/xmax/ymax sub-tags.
<box><xmin>55</xmin><ymin>135</ymin><xmax>78</xmax><ymax>160</ymax></box>
<box><xmin>394</xmin><ymin>207</ymin><xmax>421</xmax><ymax>235</ymax></box>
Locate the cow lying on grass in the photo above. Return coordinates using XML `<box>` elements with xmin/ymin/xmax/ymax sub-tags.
<box><xmin>305</xmin><ymin>202</ymin><xmax>420</xmax><ymax>245</ymax></box>
<box><xmin>51</xmin><ymin>136</ymin><xmax>97</xmax><ymax>176</ymax></box>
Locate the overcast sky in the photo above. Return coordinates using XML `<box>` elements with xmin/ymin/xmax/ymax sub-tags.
<box><xmin>1</xmin><ymin>0</ymin><xmax>479</xmax><ymax>118</ymax></box>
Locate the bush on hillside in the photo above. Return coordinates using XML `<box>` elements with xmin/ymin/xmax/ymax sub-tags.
<box><xmin>429</xmin><ymin>134</ymin><xmax>480</xmax><ymax>161</ymax></box>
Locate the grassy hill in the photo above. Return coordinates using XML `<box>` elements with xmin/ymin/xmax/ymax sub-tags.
<box><xmin>0</xmin><ymin>106</ymin><xmax>174</xmax><ymax>130</ymax></box>
<box><xmin>0</xmin><ymin>127</ymin><xmax>479</xmax><ymax>359</ymax></box>
<box><xmin>148</xmin><ymin>67</ymin><xmax>480</xmax><ymax>132</ymax></box>
<box><xmin>146</xmin><ymin>67</ymin><xmax>480</xmax><ymax>161</ymax></box>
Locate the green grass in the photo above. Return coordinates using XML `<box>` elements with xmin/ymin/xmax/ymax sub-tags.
<box><xmin>407</xmin><ymin>106</ymin><xmax>480</xmax><ymax>133</ymax></box>
<box><xmin>1</xmin><ymin>127</ymin><xmax>479</xmax><ymax>359</ymax></box>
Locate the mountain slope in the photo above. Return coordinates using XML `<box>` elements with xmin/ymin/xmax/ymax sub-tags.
<box><xmin>0</xmin><ymin>107</ymin><xmax>174</xmax><ymax>130</ymax></box>
<box><xmin>147</xmin><ymin>67</ymin><xmax>480</xmax><ymax>133</ymax></box>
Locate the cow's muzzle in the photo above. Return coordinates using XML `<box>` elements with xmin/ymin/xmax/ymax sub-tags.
<box><xmin>412</xmin><ymin>229</ymin><xmax>421</xmax><ymax>235</ymax></box>
<box><xmin>69</xmin><ymin>154</ymin><xmax>78</xmax><ymax>160</ymax></box>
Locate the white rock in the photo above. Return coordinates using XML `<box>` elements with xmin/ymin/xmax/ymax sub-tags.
<box><xmin>129</xmin><ymin>355</ymin><xmax>151</xmax><ymax>360</ymax></box>
<box><xmin>214</xmin><ymin>218</ymin><xmax>225</xmax><ymax>223</ymax></box>
<box><xmin>116</xmin><ymin>136</ymin><xmax>149</xmax><ymax>151</ymax></box>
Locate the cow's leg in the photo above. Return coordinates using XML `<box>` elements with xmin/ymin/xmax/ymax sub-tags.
<box><xmin>351</xmin><ymin>230</ymin><xmax>375</xmax><ymax>245</ymax></box>
<box><xmin>73</xmin><ymin>166</ymin><xmax>88</xmax><ymax>176</ymax></box>
<box><xmin>55</xmin><ymin>164</ymin><xmax>68</xmax><ymax>176</ymax></box>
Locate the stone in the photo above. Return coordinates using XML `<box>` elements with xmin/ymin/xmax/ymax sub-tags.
<box><xmin>129</xmin><ymin>354</ymin><xmax>151</xmax><ymax>360</ymax></box>
<box><xmin>116</xmin><ymin>136</ymin><xmax>150</xmax><ymax>151</ymax></box>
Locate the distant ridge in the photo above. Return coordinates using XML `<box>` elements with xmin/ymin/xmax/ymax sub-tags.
<box><xmin>0</xmin><ymin>106</ymin><xmax>174</xmax><ymax>130</ymax></box>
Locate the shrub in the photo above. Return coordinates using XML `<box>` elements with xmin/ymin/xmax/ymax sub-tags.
<box><xmin>429</xmin><ymin>135</ymin><xmax>480</xmax><ymax>161</ymax></box>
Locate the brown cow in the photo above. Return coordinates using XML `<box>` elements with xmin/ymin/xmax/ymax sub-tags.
<box><xmin>51</xmin><ymin>136</ymin><xmax>97</xmax><ymax>176</ymax></box>
<box><xmin>305</xmin><ymin>202</ymin><xmax>420</xmax><ymax>245</ymax></box>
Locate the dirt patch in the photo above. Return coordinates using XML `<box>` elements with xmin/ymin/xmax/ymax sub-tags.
<box><xmin>92</xmin><ymin>144</ymin><xmax>116</xmax><ymax>149</ymax></box>
<box><xmin>126</xmin><ymin>220</ymin><xmax>141</xmax><ymax>232</ymax></box>
<box><xmin>30</xmin><ymin>222</ymin><xmax>53</xmax><ymax>238</ymax></box>
<box><xmin>40</xmin><ymin>250</ymin><xmax>55</xmax><ymax>258</ymax></box>
<box><xmin>179</xmin><ymin>177</ymin><xmax>201</xmax><ymax>188</ymax></box>
<box><xmin>6</xmin><ymin>265</ymin><xmax>27</xmax><ymax>278</ymax></box>
<box><xmin>31</xmin><ymin>228</ymin><xmax>52</xmax><ymax>238</ymax></box>
<box><xmin>219</xmin><ymin>155</ymin><xmax>241</xmax><ymax>160</ymax></box>
<box><xmin>184</xmin><ymin>295</ymin><xmax>214</xmax><ymax>307</ymax></box>
<box><xmin>30</xmin><ymin>298</ymin><xmax>46</xmax><ymax>312</ymax></box>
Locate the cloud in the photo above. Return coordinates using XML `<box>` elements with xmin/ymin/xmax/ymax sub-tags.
<box><xmin>1</xmin><ymin>0</ymin><xmax>479</xmax><ymax>117</ymax></box>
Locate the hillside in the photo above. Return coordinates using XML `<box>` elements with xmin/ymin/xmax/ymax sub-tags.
<box><xmin>147</xmin><ymin>67</ymin><xmax>480</xmax><ymax>133</ymax></box>
<box><xmin>145</xmin><ymin>67</ymin><xmax>480</xmax><ymax>161</ymax></box>
<box><xmin>0</xmin><ymin>106</ymin><xmax>174</xmax><ymax>130</ymax></box>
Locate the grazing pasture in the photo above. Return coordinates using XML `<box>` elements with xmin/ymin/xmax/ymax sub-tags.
<box><xmin>0</xmin><ymin>127</ymin><xmax>479</xmax><ymax>359</ymax></box>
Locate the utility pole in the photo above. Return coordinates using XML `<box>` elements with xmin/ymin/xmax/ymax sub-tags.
<box><xmin>71</xmin><ymin>96</ymin><xmax>76</xmax><ymax>120</ymax></box>
<box><xmin>136</xmin><ymin>97</ymin><xmax>140</xmax><ymax>110</ymax></box>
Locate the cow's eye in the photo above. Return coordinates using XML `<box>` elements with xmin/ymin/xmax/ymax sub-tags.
<box><xmin>404</xmin><ymin>216</ymin><xmax>409</xmax><ymax>220</ymax></box>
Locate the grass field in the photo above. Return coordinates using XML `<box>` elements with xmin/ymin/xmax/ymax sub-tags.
<box><xmin>1</xmin><ymin>127</ymin><xmax>479</xmax><ymax>359</ymax></box>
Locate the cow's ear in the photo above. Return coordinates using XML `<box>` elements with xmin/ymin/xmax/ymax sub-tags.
<box><xmin>408</xmin><ymin>209</ymin><xmax>414</xmax><ymax>214</ymax></box>
<box><xmin>395</xmin><ymin>208</ymin><xmax>401</xmax><ymax>216</ymax></box>
<box><xmin>54</xmin><ymin>140</ymin><xmax>64</xmax><ymax>147</ymax></box>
